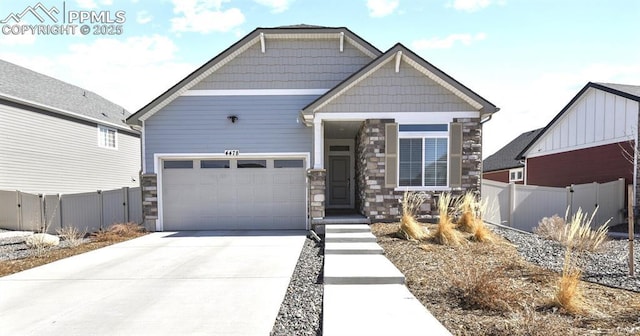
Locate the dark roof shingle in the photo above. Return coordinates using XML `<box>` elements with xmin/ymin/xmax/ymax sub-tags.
<box><xmin>0</xmin><ymin>59</ymin><xmax>131</xmax><ymax>130</ymax></box>
<box><xmin>483</xmin><ymin>128</ymin><xmax>543</xmax><ymax>172</ymax></box>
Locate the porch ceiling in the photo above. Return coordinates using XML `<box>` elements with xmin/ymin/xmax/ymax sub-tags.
<box><xmin>324</xmin><ymin>121</ymin><xmax>363</xmax><ymax>139</ymax></box>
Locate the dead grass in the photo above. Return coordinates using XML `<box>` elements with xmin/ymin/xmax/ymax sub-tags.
<box><xmin>57</xmin><ymin>226</ymin><xmax>86</xmax><ymax>248</ymax></box>
<box><xmin>431</xmin><ymin>193</ymin><xmax>464</xmax><ymax>246</ymax></box>
<box><xmin>398</xmin><ymin>191</ymin><xmax>429</xmax><ymax>241</ymax></box>
<box><xmin>535</xmin><ymin>208</ymin><xmax>610</xmax><ymax>252</ymax></box>
<box><xmin>0</xmin><ymin>223</ymin><xmax>147</xmax><ymax>277</ymax></box>
<box><xmin>371</xmin><ymin>222</ymin><xmax>640</xmax><ymax>335</ymax></box>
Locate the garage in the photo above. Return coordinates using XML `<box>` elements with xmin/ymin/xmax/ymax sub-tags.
<box><xmin>161</xmin><ymin>157</ymin><xmax>307</xmax><ymax>230</ymax></box>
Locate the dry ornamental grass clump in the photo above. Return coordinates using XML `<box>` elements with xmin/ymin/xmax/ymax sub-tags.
<box><xmin>535</xmin><ymin>208</ymin><xmax>609</xmax><ymax>252</ymax></box>
<box><xmin>92</xmin><ymin>222</ymin><xmax>146</xmax><ymax>242</ymax></box>
<box><xmin>431</xmin><ymin>193</ymin><xmax>464</xmax><ymax>246</ymax></box>
<box><xmin>398</xmin><ymin>191</ymin><xmax>429</xmax><ymax>241</ymax></box>
<box><xmin>456</xmin><ymin>192</ymin><xmax>495</xmax><ymax>243</ymax></box>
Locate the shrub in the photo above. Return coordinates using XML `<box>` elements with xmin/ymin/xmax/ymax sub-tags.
<box><xmin>92</xmin><ymin>222</ymin><xmax>145</xmax><ymax>242</ymax></box>
<box><xmin>534</xmin><ymin>214</ymin><xmax>566</xmax><ymax>242</ymax></box>
<box><xmin>431</xmin><ymin>193</ymin><xmax>464</xmax><ymax>246</ymax></box>
<box><xmin>57</xmin><ymin>226</ymin><xmax>86</xmax><ymax>248</ymax></box>
<box><xmin>398</xmin><ymin>191</ymin><xmax>429</xmax><ymax>241</ymax></box>
<box><xmin>452</xmin><ymin>265</ymin><xmax>518</xmax><ymax>312</ymax></box>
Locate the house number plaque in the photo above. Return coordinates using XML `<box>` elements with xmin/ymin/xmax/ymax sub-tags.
<box><xmin>224</xmin><ymin>150</ymin><xmax>240</xmax><ymax>156</ymax></box>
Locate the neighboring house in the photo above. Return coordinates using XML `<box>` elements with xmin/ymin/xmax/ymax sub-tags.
<box><xmin>0</xmin><ymin>59</ymin><xmax>141</xmax><ymax>195</ymax></box>
<box><xmin>517</xmin><ymin>82</ymin><xmax>639</xmax><ymax>190</ymax></box>
<box><xmin>126</xmin><ymin>25</ymin><xmax>499</xmax><ymax>231</ymax></box>
<box><xmin>483</xmin><ymin>128</ymin><xmax>542</xmax><ymax>184</ymax></box>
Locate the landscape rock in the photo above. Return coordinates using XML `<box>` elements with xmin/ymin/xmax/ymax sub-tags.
<box><xmin>25</xmin><ymin>233</ymin><xmax>60</xmax><ymax>248</ymax></box>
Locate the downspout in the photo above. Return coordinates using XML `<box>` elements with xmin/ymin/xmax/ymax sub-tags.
<box><xmin>634</xmin><ymin>107</ymin><xmax>639</xmax><ymax>211</ymax></box>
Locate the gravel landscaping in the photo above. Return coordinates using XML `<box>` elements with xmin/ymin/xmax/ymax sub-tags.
<box><xmin>0</xmin><ymin>229</ymin><xmax>90</xmax><ymax>262</ymax></box>
<box><xmin>271</xmin><ymin>237</ymin><xmax>323</xmax><ymax>336</ymax></box>
<box><xmin>494</xmin><ymin>226</ymin><xmax>640</xmax><ymax>292</ymax></box>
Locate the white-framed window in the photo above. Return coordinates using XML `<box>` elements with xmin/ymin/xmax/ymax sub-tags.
<box><xmin>509</xmin><ymin>168</ymin><xmax>524</xmax><ymax>182</ymax></box>
<box><xmin>98</xmin><ymin>125</ymin><xmax>117</xmax><ymax>149</ymax></box>
<box><xmin>398</xmin><ymin>124</ymin><xmax>448</xmax><ymax>188</ymax></box>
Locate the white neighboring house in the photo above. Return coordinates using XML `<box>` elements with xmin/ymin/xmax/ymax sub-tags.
<box><xmin>0</xmin><ymin>59</ymin><xmax>140</xmax><ymax>194</ymax></box>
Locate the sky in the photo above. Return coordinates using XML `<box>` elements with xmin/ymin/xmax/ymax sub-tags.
<box><xmin>1</xmin><ymin>0</ymin><xmax>638</xmax><ymax>158</ymax></box>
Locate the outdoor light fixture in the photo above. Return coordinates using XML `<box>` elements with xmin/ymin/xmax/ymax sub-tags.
<box><xmin>228</xmin><ymin>115</ymin><xmax>238</xmax><ymax>123</ymax></box>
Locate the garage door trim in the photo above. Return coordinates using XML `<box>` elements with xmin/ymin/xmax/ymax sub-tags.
<box><xmin>154</xmin><ymin>152</ymin><xmax>310</xmax><ymax>231</ymax></box>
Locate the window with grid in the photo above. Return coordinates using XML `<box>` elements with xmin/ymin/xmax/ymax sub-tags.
<box><xmin>398</xmin><ymin>125</ymin><xmax>448</xmax><ymax>188</ymax></box>
<box><xmin>98</xmin><ymin>126</ymin><xmax>117</xmax><ymax>149</ymax></box>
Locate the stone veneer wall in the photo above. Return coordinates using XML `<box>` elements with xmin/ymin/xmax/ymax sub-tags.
<box><xmin>355</xmin><ymin>117</ymin><xmax>482</xmax><ymax>221</ymax></box>
<box><xmin>307</xmin><ymin>169</ymin><xmax>326</xmax><ymax>220</ymax></box>
<box><xmin>141</xmin><ymin>173</ymin><xmax>158</xmax><ymax>231</ymax></box>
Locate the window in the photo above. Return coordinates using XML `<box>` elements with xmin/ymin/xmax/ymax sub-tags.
<box><xmin>398</xmin><ymin>125</ymin><xmax>448</xmax><ymax>188</ymax></box>
<box><xmin>201</xmin><ymin>160</ymin><xmax>230</xmax><ymax>168</ymax></box>
<box><xmin>98</xmin><ymin>126</ymin><xmax>117</xmax><ymax>149</ymax></box>
<box><xmin>274</xmin><ymin>159</ymin><xmax>304</xmax><ymax>168</ymax></box>
<box><xmin>509</xmin><ymin>168</ymin><xmax>524</xmax><ymax>182</ymax></box>
<box><xmin>164</xmin><ymin>160</ymin><xmax>193</xmax><ymax>169</ymax></box>
<box><xmin>237</xmin><ymin>160</ymin><xmax>267</xmax><ymax>168</ymax></box>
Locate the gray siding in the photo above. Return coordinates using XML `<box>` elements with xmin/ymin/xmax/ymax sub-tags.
<box><xmin>192</xmin><ymin>39</ymin><xmax>372</xmax><ymax>90</ymax></box>
<box><xmin>144</xmin><ymin>95</ymin><xmax>316</xmax><ymax>172</ymax></box>
<box><xmin>0</xmin><ymin>103</ymin><xmax>141</xmax><ymax>194</ymax></box>
<box><xmin>317</xmin><ymin>60</ymin><xmax>476</xmax><ymax>113</ymax></box>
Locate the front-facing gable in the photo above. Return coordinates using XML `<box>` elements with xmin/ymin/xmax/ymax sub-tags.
<box><xmin>127</xmin><ymin>26</ymin><xmax>380</xmax><ymax>126</ymax></box>
<box><xmin>301</xmin><ymin>43</ymin><xmax>498</xmax><ymax>122</ymax></box>
<box><xmin>519</xmin><ymin>82</ymin><xmax>640</xmax><ymax>159</ymax></box>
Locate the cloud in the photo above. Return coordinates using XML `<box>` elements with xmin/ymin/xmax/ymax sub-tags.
<box><xmin>450</xmin><ymin>0</ymin><xmax>504</xmax><ymax>12</ymax></box>
<box><xmin>170</xmin><ymin>0</ymin><xmax>245</xmax><ymax>34</ymax></box>
<box><xmin>412</xmin><ymin>32</ymin><xmax>486</xmax><ymax>50</ymax></box>
<box><xmin>367</xmin><ymin>0</ymin><xmax>399</xmax><ymax>17</ymax></box>
<box><xmin>136</xmin><ymin>10</ymin><xmax>152</xmax><ymax>24</ymax></box>
<box><xmin>253</xmin><ymin>0</ymin><xmax>294</xmax><ymax>13</ymax></box>
<box><xmin>1</xmin><ymin>35</ymin><xmax>194</xmax><ymax>112</ymax></box>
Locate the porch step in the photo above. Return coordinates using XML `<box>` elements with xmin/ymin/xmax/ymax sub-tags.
<box><xmin>313</xmin><ymin>217</ymin><xmax>371</xmax><ymax>225</ymax></box>
<box><xmin>323</xmin><ymin>254</ymin><xmax>405</xmax><ymax>285</ymax></box>
<box><xmin>324</xmin><ymin>231</ymin><xmax>377</xmax><ymax>243</ymax></box>
<box><xmin>325</xmin><ymin>224</ymin><xmax>371</xmax><ymax>233</ymax></box>
<box><xmin>325</xmin><ymin>242</ymin><xmax>384</xmax><ymax>255</ymax></box>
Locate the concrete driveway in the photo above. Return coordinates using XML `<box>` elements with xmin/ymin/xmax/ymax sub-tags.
<box><xmin>0</xmin><ymin>230</ymin><xmax>306</xmax><ymax>336</ymax></box>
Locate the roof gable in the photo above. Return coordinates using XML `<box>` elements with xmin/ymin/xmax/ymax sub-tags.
<box><xmin>126</xmin><ymin>26</ymin><xmax>382</xmax><ymax>125</ymax></box>
<box><xmin>483</xmin><ymin>128</ymin><xmax>542</xmax><ymax>172</ymax></box>
<box><xmin>517</xmin><ymin>82</ymin><xmax>640</xmax><ymax>159</ymax></box>
<box><xmin>301</xmin><ymin>43</ymin><xmax>499</xmax><ymax>118</ymax></box>
<box><xmin>0</xmin><ymin>59</ymin><xmax>132</xmax><ymax>131</ymax></box>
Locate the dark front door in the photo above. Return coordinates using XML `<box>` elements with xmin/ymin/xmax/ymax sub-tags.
<box><xmin>328</xmin><ymin>156</ymin><xmax>350</xmax><ymax>207</ymax></box>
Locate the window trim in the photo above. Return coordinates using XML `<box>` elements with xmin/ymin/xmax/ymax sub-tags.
<box><xmin>397</xmin><ymin>126</ymin><xmax>450</xmax><ymax>191</ymax></box>
<box><xmin>509</xmin><ymin>168</ymin><xmax>524</xmax><ymax>182</ymax></box>
<box><xmin>97</xmin><ymin>125</ymin><xmax>118</xmax><ymax>149</ymax></box>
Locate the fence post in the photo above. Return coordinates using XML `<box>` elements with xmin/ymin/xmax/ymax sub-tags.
<box><xmin>508</xmin><ymin>182</ymin><xmax>516</xmax><ymax>227</ymax></box>
<box><xmin>39</xmin><ymin>194</ymin><xmax>45</xmax><ymax>232</ymax></box>
<box><xmin>123</xmin><ymin>187</ymin><xmax>129</xmax><ymax>223</ymax></box>
<box><xmin>98</xmin><ymin>190</ymin><xmax>104</xmax><ymax>230</ymax></box>
<box><xmin>58</xmin><ymin>194</ymin><xmax>64</xmax><ymax>229</ymax></box>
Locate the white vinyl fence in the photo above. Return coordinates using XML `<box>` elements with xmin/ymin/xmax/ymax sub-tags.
<box><xmin>482</xmin><ymin>178</ymin><xmax>625</xmax><ymax>232</ymax></box>
<box><xmin>0</xmin><ymin>187</ymin><xmax>142</xmax><ymax>234</ymax></box>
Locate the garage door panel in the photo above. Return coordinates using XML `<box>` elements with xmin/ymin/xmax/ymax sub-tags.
<box><xmin>163</xmin><ymin>157</ymin><xmax>306</xmax><ymax>230</ymax></box>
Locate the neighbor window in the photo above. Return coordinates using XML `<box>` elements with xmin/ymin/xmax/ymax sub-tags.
<box><xmin>509</xmin><ymin>168</ymin><xmax>524</xmax><ymax>182</ymax></box>
<box><xmin>98</xmin><ymin>126</ymin><xmax>117</xmax><ymax>149</ymax></box>
<box><xmin>398</xmin><ymin>125</ymin><xmax>448</xmax><ymax>188</ymax></box>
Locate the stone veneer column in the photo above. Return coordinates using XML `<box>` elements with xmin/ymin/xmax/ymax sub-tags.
<box><xmin>141</xmin><ymin>173</ymin><xmax>158</xmax><ymax>231</ymax></box>
<box><xmin>459</xmin><ymin>117</ymin><xmax>483</xmax><ymax>193</ymax></box>
<box><xmin>307</xmin><ymin>169</ymin><xmax>326</xmax><ymax>220</ymax></box>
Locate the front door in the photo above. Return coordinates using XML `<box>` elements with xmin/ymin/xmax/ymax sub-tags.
<box><xmin>328</xmin><ymin>156</ymin><xmax>350</xmax><ymax>206</ymax></box>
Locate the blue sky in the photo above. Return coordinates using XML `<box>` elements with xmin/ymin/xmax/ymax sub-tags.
<box><xmin>1</xmin><ymin>0</ymin><xmax>638</xmax><ymax>157</ymax></box>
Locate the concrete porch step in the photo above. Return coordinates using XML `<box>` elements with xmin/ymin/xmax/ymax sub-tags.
<box><xmin>324</xmin><ymin>242</ymin><xmax>383</xmax><ymax>255</ymax></box>
<box><xmin>313</xmin><ymin>217</ymin><xmax>371</xmax><ymax>225</ymax></box>
<box><xmin>323</xmin><ymin>254</ymin><xmax>405</xmax><ymax>285</ymax></box>
<box><xmin>323</xmin><ymin>284</ymin><xmax>451</xmax><ymax>336</ymax></box>
<box><xmin>325</xmin><ymin>224</ymin><xmax>371</xmax><ymax>233</ymax></box>
<box><xmin>324</xmin><ymin>231</ymin><xmax>377</xmax><ymax>243</ymax></box>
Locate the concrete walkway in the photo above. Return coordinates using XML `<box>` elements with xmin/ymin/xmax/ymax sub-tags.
<box><xmin>323</xmin><ymin>224</ymin><xmax>452</xmax><ymax>336</ymax></box>
<box><xmin>0</xmin><ymin>230</ymin><xmax>306</xmax><ymax>336</ymax></box>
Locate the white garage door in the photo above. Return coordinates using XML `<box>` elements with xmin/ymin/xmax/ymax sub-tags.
<box><xmin>161</xmin><ymin>158</ymin><xmax>307</xmax><ymax>230</ymax></box>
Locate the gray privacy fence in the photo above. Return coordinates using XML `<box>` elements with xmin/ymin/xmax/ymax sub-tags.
<box><xmin>0</xmin><ymin>187</ymin><xmax>142</xmax><ymax>234</ymax></box>
<box><xmin>482</xmin><ymin>178</ymin><xmax>625</xmax><ymax>232</ymax></box>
